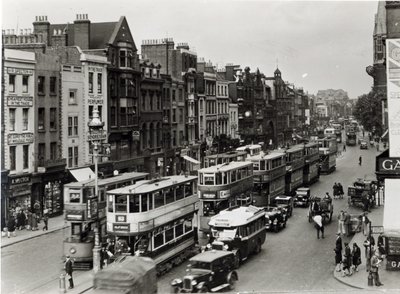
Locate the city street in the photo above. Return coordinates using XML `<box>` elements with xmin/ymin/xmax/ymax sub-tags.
<box><xmin>158</xmin><ymin>138</ymin><xmax>379</xmax><ymax>292</ymax></box>
<box><xmin>0</xmin><ymin>137</ymin><xmax>381</xmax><ymax>293</ymax></box>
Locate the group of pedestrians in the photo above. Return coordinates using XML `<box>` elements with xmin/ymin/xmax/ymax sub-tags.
<box><xmin>332</xmin><ymin>182</ymin><xmax>344</xmax><ymax>199</ymax></box>
<box><xmin>334</xmin><ymin>234</ymin><xmax>362</xmax><ymax>277</ymax></box>
<box><xmin>337</xmin><ymin>210</ymin><xmax>352</xmax><ymax>237</ymax></box>
<box><xmin>363</xmin><ymin>233</ymin><xmax>385</xmax><ymax>286</ymax></box>
<box><xmin>4</xmin><ymin>203</ymin><xmax>49</xmax><ymax>238</ymax></box>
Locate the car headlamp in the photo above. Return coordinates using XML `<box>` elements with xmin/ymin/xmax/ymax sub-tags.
<box><xmin>69</xmin><ymin>248</ymin><xmax>76</xmax><ymax>254</ymax></box>
<box><xmin>206</xmin><ymin>244</ymin><xmax>212</xmax><ymax>249</ymax></box>
<box><xmin>191</xmin><ymin>280</ymin><xmax>198</xmax><ymax>286</ymax></box>
<box><xmin>171</xmin><ymin>278</ymin><xmax>182</xmax><ymax>286</ymax></box>
<box><xmin>223</xmin><ymin>244</ymin><xmax>229</xmax><ymax>250</ymax></box>
<box><xmin>273</xmin><ymin>219</ymin><xmax>278</xmax><ymax>225</ymax></box>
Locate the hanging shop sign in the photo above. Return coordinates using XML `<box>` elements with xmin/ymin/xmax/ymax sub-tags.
<box><xmin>87</xmin><ymin>130</ymin><xmax>107</xmax><ymax>141</ymax></box>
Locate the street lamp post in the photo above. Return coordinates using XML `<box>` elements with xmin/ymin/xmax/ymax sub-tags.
<box><xmin>87</xmin><ymin>108</ymin><xmax>105</xmax><ymax>274</ymax></box>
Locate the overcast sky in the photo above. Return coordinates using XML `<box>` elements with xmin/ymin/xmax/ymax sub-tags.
<box><xmin>2</xmin><ymin>0</ymin><xmax>379</xmax><ymax>98</ymax></box>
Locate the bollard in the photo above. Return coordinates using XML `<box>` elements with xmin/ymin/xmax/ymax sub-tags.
<box><xmin>368</xmin><ymin>272</ymin><xmax>373</xmax><ymax>286</ymax></box>
<box><xmin>59</xmin><ymin>273</ymin><xmax>66</xmax><ymax>293</ymax></box>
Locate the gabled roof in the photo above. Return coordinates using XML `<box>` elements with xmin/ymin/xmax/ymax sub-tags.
<box><xmin>374</xmin><ymin>1</ymin><xmax>386</xmax><ymax>36</ymax></box>
<box><xmin>90</xmin><ymin>22</ymin><xmax>118</xmax><ymax>49</ymax></box>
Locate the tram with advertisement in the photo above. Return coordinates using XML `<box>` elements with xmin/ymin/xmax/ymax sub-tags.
<box><xmin>285</xmin><ymin>145</ymin><xmax>306</xmax><ymax>195</ymax></box>
<box><xmin>106</xmin><ymin>175</ymin><xmax>199</xmax><ymax>276</ymax></box>
<box><xmin>207</xmin><ymin>205</ymin><xmax>266</xmax><ymax>268</ymax></box>
<box><xmin>198</xmin><ymin>161</ymin><xmax>254</xmax><ymax>232</ymax></box>
<box><xmin>204</xmin><ymin>151</ymin><xmax>247</xmax><ymax>168</ymax></box>
<box><xmin>303</xmin><ymin>142</ymin><xmax>320</xmax><ymax>186</ymax></box>
<box><xmin>317</xmin><ymin>137</ymin><xmax>337</xmax><ymax>174</ymax></box>
<box><xmin>246</xmin><ymin>152</ymin><xmax>286</xmax><ymax>206</ymax></box>
<box><xmin>63</xmin><ymin>171</ymin><xmax>148</xmax><ymax>268</ymax></box>
<box><xmin>236</xmin><ymin>144</ymin><xmax>263</xmax><ymax>156</ymax></box>
<box><xmin>345</xmin><ymin>125</ymin><xmax>357</xmax><ymax>146</ymax></box>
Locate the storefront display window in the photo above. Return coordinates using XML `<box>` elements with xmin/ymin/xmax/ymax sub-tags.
<box><xmin>44</xmin><ymin>181</ymin><xmax>62</xmax><ymax>216</ymax></box>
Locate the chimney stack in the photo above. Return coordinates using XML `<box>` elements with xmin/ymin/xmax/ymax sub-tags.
<box><xmin>73</xmin><ymin>13</ymin><xmax>90</xmax><ymax>49</ymax></box>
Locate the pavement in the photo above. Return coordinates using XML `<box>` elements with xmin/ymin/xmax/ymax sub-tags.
<box><xmin>333</xmin><ymin>204</ymin><xmax>400</xmax><ymax>291</ymax></box>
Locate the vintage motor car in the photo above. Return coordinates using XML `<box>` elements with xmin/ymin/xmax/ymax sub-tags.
<box><xmin>273</xmin><ymin>195</ymin><xmax>294</xmax><ymax>217</ymax></box>
<box><xmin>294</xmin><ymin>187</ymin><xmax>311</xmax><ymax>207</ymax></box>
<box><xmin>171</xmin><ymin>250</ymin><xmax>238</xmax><ymax>293</ymax></box>
<box><xmin>265</xmin><ymin>206</ymin><xmax>287</xmax><ymax>232</ymax></box>
<box><xmin>360</xmin><ymin>140</ymin><xmax>368</xmax><ymax>149</ymax></box>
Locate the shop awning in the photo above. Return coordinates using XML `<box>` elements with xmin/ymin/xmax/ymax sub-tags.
<box><xmin>69</xmin><ymin>167</ymin><xmax>95</xmax><ymax>182</ymax></box>
<box><xmin>182</xmin><ymin>155</ymin><xmax>200</xmax><ymax>165</ymax></box>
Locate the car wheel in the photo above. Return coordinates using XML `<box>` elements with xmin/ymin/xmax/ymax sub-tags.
<box><xmin>198</xmin><ymin>285</ymin><xmax>209</xmax><ymax>293</ymax></box>
<box><xmin>228</xmin><ymin>274</ymin><xmax>237</xmax><ymax>290</ymax></box>
<box><xmin>234</xmin><ymin>252</ymin><xmax>241</xmax><ymax>269</ymax></box>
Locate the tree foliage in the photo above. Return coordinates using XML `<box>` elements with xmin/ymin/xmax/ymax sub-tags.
<box><xmin>353</xmin><ymin>88</ymin><xmax>384</xmax><ymax>136</ymax></box>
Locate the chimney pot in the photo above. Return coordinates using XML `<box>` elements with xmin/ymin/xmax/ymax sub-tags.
<box><xmin>20</xmin><ymin>29</ymin><xmax>23</xmax><ymax>35</ymax></box>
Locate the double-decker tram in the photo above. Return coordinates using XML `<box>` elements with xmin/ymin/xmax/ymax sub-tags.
<box><xmin>247</xmin><ymin>152</ymin><xmax>286</xmax><ymax>206</ymax></box>
<box><xmin>318</xmin><ymin>137</ymin><xmax>337</xmax><ymax>174</ymax></box>
<box><xmin>284</xmin><ymin>145</ymin><xmax>305</xmax><ymax>195</ymax></box>
<box><xmin>204</xmin><ymin>150</ymin><xmax>247</xmax><ymax>168</ymax></box>
<box><xmin>197</xmin><ymin>161</ymin><xmax>254</xmax><ymax>232</ymax></box>
<box><xmin>345</xmin><ymin>125</ymin><xmax>357</xmax><ymax>146</ymax></box>
<box><xmin>303</xmin><ymin>142</ymin><xmax>320</xmax><ymax>186</ymax></box>
<box><xmin>236</xmin><ymin>144</ymin><xmax>263</xmax><ymax>156</ymax></box>
<box><xmin>63</xmin><ymin>171</ymin><xmax>148</xmax><ymax>268</ymax></box>
<box><xmin>208</xmin><ymin>205</ymin><xmax>266</xmax><ymax>268</ymax></box>
<box><xmin>106</xmin><ymin>175</ymin><xmax>199</xmax><ymax>276</ymax></box>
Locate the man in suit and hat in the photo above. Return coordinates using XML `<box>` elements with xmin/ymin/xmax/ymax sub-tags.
<box><xmin>65</xmin><ymin>255</ymin><xmax>74</xmax><ymax>289</ymax></box>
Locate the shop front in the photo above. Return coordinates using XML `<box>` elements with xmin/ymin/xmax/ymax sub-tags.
<box><xmin>8</xmin><ymin>174</ymin><xmax>32</xmax><ymax>212</ymax></box>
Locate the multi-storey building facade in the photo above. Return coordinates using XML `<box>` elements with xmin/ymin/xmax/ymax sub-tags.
<box><xmin>216</xmin><ymin>71</ymin><xmax>230</xmax><ymax>137</ymax></box>
<box><xmin>2</xmin><ymin>49</ymin><xmax>36</xmax><ymax>217</ymax></box>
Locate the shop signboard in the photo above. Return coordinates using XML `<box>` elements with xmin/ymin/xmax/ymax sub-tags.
<box><xmin>66</xmin><ymin>210</ymin><xmax>84</xmax><ymax>221</ymax></box>
<box><xmin>7</xmin><ymin>96</ymin><xmax>33</xmax><ymax>107</ymax></box>
<box><xmin>8</xmin><ymin>133</ymin><xmax>34</xmax><ymax>144</ymax></box>
<box><xmin>386</xmin><ymin>255</ymin><xmax>400</xmax><ymax>270</ymax></box>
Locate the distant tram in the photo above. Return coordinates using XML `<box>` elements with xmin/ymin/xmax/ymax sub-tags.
<box><xmin>204</xmin><ymin>151</ymin><xmax>247</xmax><ymax>168</ymax></box>
<box><xmin>318</xmin><ymin>137</ymin><xmax>337</xmax><ymax>174</ymax></box>
<box><xmin>63</xmin><ymin>171</ymin><xmax>148</xmax><ymax>268</ymax></box>
<box><xmin>198</xmin><ymin>161</ymin><xmax>254</xmax><ymax>232</ymax></box>
<box><xmin>236</xmin><ymin>144</ymin><xmax>263</xmax><ymax>156</ymax></box>
<box><xmin>247</xmin><ymin>152</ymin><xmax>286</xmax><ymax>206</ymax></box>
<box><xmin>285</xmin><ymin>145</ymin><xmax>306</xmax><ymax>195</ymax></box>
<box><xmin>303</xmin><ymin>142</ymin><xmax>320</xmax><ymax>186</ymax></box>
<box><xmin>106</xmin><ymin>175</ymin><xmax>199</xmax><ymax>276</ymax></box>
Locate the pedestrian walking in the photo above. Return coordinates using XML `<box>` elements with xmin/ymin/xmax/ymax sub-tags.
<box><xmin>344</xmin><ymin>211</ymin><xmax>351</xmax><ymax>237</ymax></box>
<box><xmin>42</xmin><ymin>213</ymin><xmax>48</xmax><ymax>231</ymax></box>
<box><xmin>363</xmin><ymin>236</ymin><xmax>375</xmax><ymax>272</ymax></box>
<box><xmin>333</xmin><ymin>183</ymin><xmax>338</xmax><ymax>200</ymax></box>
<box><xmin>17</xmin><ymin>210</ymin><xmax>26</xmax><ymax>230</ymax></box>
<box><xmin>370</xmin><ymin>249</ymin><xmax>384</xmax><ymax>286</ymax></box>
<box><xmin>343</xmin><ymin>144</ymin><xmax>346</xmax><ymax>152</ymax></box>
<box><xmin>336</xmin><ymin>232</ymin><xmax>343</xmax><ymax>252</ymax></box>
<box><xmin>64</xmin><ymin>255</ymin><xmax>74</xmax><ymax>289</ymax></box>
<box><xmin>313</xmin><ymin>214</ymin><xmax>324</xmax><ymax>239</ymax></box>
<box><xmin>359</xmin><ymin>156</ymin><xmax>362</xmax><ymax>165</ymax></box>
<box><xmin>352</xmin><ymin>243</ymin><xmax>361</xmax><ymax>272</ymax></box>
<box><xmin>337</xmin><ymin>210</ymin><xmax>346</xmax><ymax>235</ymax></box>
<box><xmin>31</xmin><ymin>212</ymin><xmax>38</xmax><ymax>231</ymax></box>
<box><xmin>361</xmin><ymin>212</ymin><xmax>370</xmax><ymax>236</ymax></box>
<box><xmin>7</xmin><ymin>214</ymin><xmax>16</xmax><ymax>238</ymax></box>
<box><xmin>334</xmin><ymin>247</ymin><xmax>342</xmax><ymax>272</ymax></box>
<box><xmin>342</xmin><ymin>242</ymin><xmax>353</xmax><ymax>276</ymax></box>
<box><xmin>26</xmin><ymin>210</ymin><xmax>33</xmax><ymax>230</ymax></box>
<box><xmin>338</xmin><ymin>183</ymin><xmax>344</xmax><ymax>199</ymax></box>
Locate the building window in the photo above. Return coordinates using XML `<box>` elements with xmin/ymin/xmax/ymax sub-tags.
<box><xmin>89</xmin><ymin>72</ymin><xmax>93</xmax><ymax>94</ymax></box>
<box><xmin>50</xmin><ymin>108</ymin><xmax>56</xmax><ymax>130</ymax></box>
<box><xmin>69</xmin><ymin>89</ymin><xmax>77</xmax><ymax>104</ymax></box>
<box><xmin>179</xmin><ymin>109</ymin><xmax>183</xmax><ymax>123</ymax></box>
<box><xmin>38</xmin><ymin>143</ymin><xmax>45</xmax><ymax>163</ymax></box>
<box><xmin>50</xmin><ymin>77</ymin><xmax>56</xmax><ymax>94</ymax></box>
<box><xmin>68</xmin><ymin>116</ymin><xmax>78</xmax><ymax>136</ymax></box>
<box><xmin>50</xmin><ymin>142</ymin><xmax>57</xmax><ymax>160</ymax></box>
<box><xmin>110</xmin><ymin>106</ymin><xmax>116</xmax><ymax>127</ymax></box>
<box><xmin>23</xmin><ymin>145</ymin><xmax>29</xmax><ymax>169</ymax></box>
<box><xmin>9</xmin><ymin>146</ymin><xmax>16</xmax><ymax>171</ymax></box>
<box><xmin>9</xmin><ymin>75</ymin><xmax>15</xmax><ymax>92</ymax></box>
<box><xmin>9</xmin><ymin>108</ymin><xmax>16</xmax><ymax>131</ymax></box>
<box><xmin>38</xmin><ymin>108</ymin><xmax>45</xmax><ymax>130</ymax></box>
<box><xmin>172</xmin><ymin>109</ymin><xmax>176</xmax><ymax>122</ymax></box>
<box><xmin>120</xmin><ymin>107</ymin><xmax>127</xmax><ymax>126</ymax></box>
<box><xmin>97</xmin><ymin>73</ymin><xmax>102</xmax><ymax>94</ymax></box>
<box><xmin>119</xmin><ymin>49</ymin><xmax>132</xmax><ymax>68</ymax></box>
<box><xmin>22</xmin><ymin>108</ymin><xmax>29</xmax><ymax>131</ymax></box>
<box><xmin>179</xmin><ymin>89</ymin><xmax>183</xmax><ymax>101</ymax></box>
<box><xmin>172</xmin><ymin>130</ymin><xmax>177</xmax><ymax>146</ymax></box>
<box><xmin>74</xmin><ymin>146</ymin><xmax>78</xmax><ymax>166</ymax></box>
<box><xmin>68</xmin><ymin>146</ymin><xmax>79</xmax><ymax>167</ymax></box>
<box><xmin>172</xmin><ymin>90</ymin><xmax>176</xmax><ymax>101</ymax></box>
<box><xmin>179</xmin><ymin>130</ymin><xmax>184</xmax><ymax>145</ymax></box>
<box><xmin>38</xmin><ymin>76</ymin><xmax>45</xmax><ymax>94</ymax></box>
<box><xmin>22</xmin><ymin>75</ymin><xmax>29</xmax><ymax>93</ymax></box>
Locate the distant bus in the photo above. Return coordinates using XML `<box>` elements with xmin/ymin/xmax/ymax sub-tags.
<box><xmin>317</xmin><ymin>137</ymin><xmax>337</xmax><ymax>174</ymax></box>
<box><xmin>208</xmin><ymin>205</ymin><xmax>266</xmax><ymax>268</ymax></box>
<box><xmin>204</xmin><ymin>151</ymin><xmax>247</xmax><ymax>168</ymax></box>
<box><xmin>324</xmin><ymin>128</ymin><xmax>336</xmax><ymax>138</ymax></box>
<box><xmin>285</xmin><ymin>145</ymin><xmax>306</xmax><ymax>195</ymax></box>
<box><xmin>198</xmin><ymin>161</ymin><xmax>254</xmax><ymax>232</ymax></box>
<box><xmin>303</xmin><ymin>142</ymin><xmax>320</xmax><ymax>186</ymax></box>
<box><xmin>236</xmin><ymin>144</ymin><xmax>262</xmax><ymax>157</ymax></box>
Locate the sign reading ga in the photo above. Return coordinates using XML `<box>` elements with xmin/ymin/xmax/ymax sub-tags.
<box><xmin>378</xmin><ymin>158</ymin><xmax>400</xmax><ymax>174</ymax></box>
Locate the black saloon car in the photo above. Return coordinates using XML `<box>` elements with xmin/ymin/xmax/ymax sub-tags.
<box><xmin>265</xmin><ymin>206</ymin><xmax>287</xmax><ymax>232</ymax></box>
<box><xmin>171</xmin><ymin>250</ymin><xmax>238</xmax><ymax>293</ymax></box>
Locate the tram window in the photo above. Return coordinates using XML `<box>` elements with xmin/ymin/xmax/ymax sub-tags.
<box><xmin>176</xmin><ymin>185</ymin><xmax>184</xmax><ymax>201</ymax></box>
<box><xmin>184</xmin><ymin>219</ymin><xmax>192</xmax><ymax>233</ymax></box>
<box><xmin>165</xmin><ymin>227</ymin><xmax>174</xmax><ymax>242</ymax></box>
<box><xmin>253</xmin><ymin>162</ymin><xmax>260</xmax><ymax>171</ymax></box>
<box><xmin>184</xmin><ymin>182</ymin><xmax>193</xmax><ymax>197</ymax></box>
<box><xmin>154</xmin><ymin>232</ymin><xmax>164</xmax><ymax>249</ymax></box>
<box><xmin>204</xmin><ymin>176</ymin><xmax>214</xmax><ymax>185</ymax></box>
<box><xmin>141</xmin><ymin>194</ymin><xmax>149</xmax><ymax>212</ymax></box>
<box><xmin>70</xmin><ymin>192</ymin><xmax>80</xmax><ymax>203</ymax></box>
<box><xmin>237</xmin><ymin>168</ymin><xmax>242</xmax><ymax>180</ymax></box>
<box><xmin>154</xmin><ymin>191</ymin><xmax>165</xmax><ymax>208</ymax></box>
<box><xmin>71</xmin><ymin>223</ymin><xmax>82</xmax><ymax>235</ymax></box>
<box><xmin>115</xmin><ymin>195</ymin><xmax>127</xmax><ymax>212</ymax></box>
<box><xmin>215</xmin><ymin>172</ymin><xmax>222</xmax><ymax>185</ymax></box>
<box><xmin>200</xmin><ymin>173</ymin><xmax>204</xmax><ymax>185</ymax></box>
<box><xmin>231</xmin><ymin>170</ymin><xmax>236</xmax><ymax>182</ymax></box>
<box><xmin>129</xmin><ymin>195</ymin><xmax>140</xmax><ymax>213</ymax></box>
<box><xmin>99</xmin><ymin>190</ymin><xmax>105</xmax><ymax>202</ymax></box>
<box><xmin>175</xmin><ymin>223</ymin><xmax>184</xmax><ymax>237</ymax></box>
<box><xmin>241</xmin><ymin>167</ymin><xmax>247</xmax><ymax>178</ymax></box>
<box><xmin>222</xmin><ymin>172</ymin><xmax>228</xmax><ymax>184</ymax></box>
<box><xmin>108</xmin><ymin>195</ymin><xmax>114</xmax><ymax>212</ymax></box>
<box><xmin>260</xmin><ymin>160</ymin><xmax>266</xmax><ymax>170</ymax></box>
<box><xmin>165</xmin><ymin>188</ymin><xmax>175</xmax><ymax>204</ymax></box>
